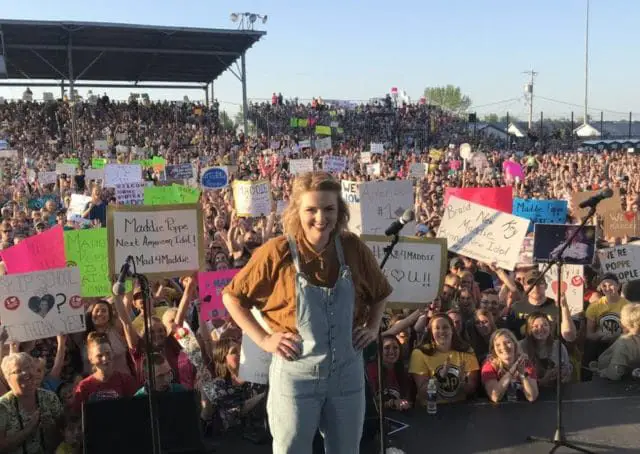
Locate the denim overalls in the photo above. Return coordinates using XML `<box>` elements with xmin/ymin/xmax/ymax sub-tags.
<box><xmin>266</xmin><ymin>235</ymin><xmax>365</xmax><ymax>454</ymax></box>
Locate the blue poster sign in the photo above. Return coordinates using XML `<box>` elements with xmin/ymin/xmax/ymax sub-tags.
<box><xmin>513</xmin><ymin>198</ymin><xmax>568</xmax><ymax>227</ymax></box>
<box><xmin>201</xmin><ymin>167</ymin><xmax>229</xmax><ymax>189</ymax></box>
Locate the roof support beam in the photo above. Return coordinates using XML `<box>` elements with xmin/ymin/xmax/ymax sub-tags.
<box><xmin>6</xmin><ymin>43</ymin><xmax>240</xmax><ymax>57</ymax></box>
<box><xmin>0</xmin><ymin>81</ymin><xmax>208</xmax><ymax>89</ymax></box>
<box><xmin>29</xmin><ymin>49</ymin><xmax>66</xmax><ymax>79</ymax></box>
<box><xmin>74</xmin><ymin>51</ymin><xmax>105</xmax><ymax>81</ymax></box>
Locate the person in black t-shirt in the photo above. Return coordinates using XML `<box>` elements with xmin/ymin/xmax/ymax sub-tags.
<box><xmin>461</xmin><ymin>256</ymin><xmax>494</xmax><ymax>291</ymax></box>
<box><xmin>506</xmin><ymin>269</ymin><xmax>576</xmax><ymax>342</ymax></box>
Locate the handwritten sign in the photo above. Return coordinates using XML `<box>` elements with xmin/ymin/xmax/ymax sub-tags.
<box><xmin>166</xmin><ymin>163</ymin><xmax>194</xmax><ymax>180</ymax></box>
<box><xmin>201</xmin><ymin>167</ymin><xmax>229</xmax><ymax>189</ymax></box>
<box><xmin>172</xmin><ymin>184</ymin><xmax>200</xmax><ymax>203</ymax></box>
<box><xmin>64</xmin><ymin>228</ymin><xmax>112</xmax><ymax>297</ymax></box>
<box><xmin>107</xmin><ymin>204</ymin><xmax>205</xmax><ymax>279</ymax></box>
<box><xmin>38</xmin><ymin>171</ymin><xmax>57</xmax><ymax>185</ymax></box>
<box><xmin>315</xmin><ymin>137</ymin><xmax>332</xmax><ymax>151</ymax></box>
<box><xmin>366</xmin><ymin>163</ymin><xmax>381</xmax><ymax>176</ymax></box>
<box><xmin>363</xmin><ymin>236</ymin><xmax>447</xmax><ymax>306</ymax></box>
<box><xmin>598</xmin><ymin>245</ymin><xmax>640</xmax><ymax>283</ymax></box>
<box><xmin>359</xmin><ymin>180</ymin><xmax>415</xmax><ymax>236</ymax></box>
<box><xmin>322</xmin><ymin>156</ymin><xmax>347</xmax><ymax>173</ymax></box>
<box><xmin>445</xmin><ymin>187</ymin><xmax>513</xmax><ymax>214</ymax></box>
<box><xmin>370</xmin><ymin>143</ymin><xmax>384</xmax><ymax>154</ymax></box>
<box><xmin>55</xmin><ymin>163</ymin><xmax>76</xmax><ymax>176</ymax></box>
<box><xmin>512</xmin><ymin>199</ymin><xmax>568</xmax><ymax>226</ymax></box>
<box><xmin>0</xmin><ymin>267</ymin><xmax>85</xmax><ymax>342</ymax></box>
<box><xmin>0</xmin><ymin>226</ymin><xmax>66</xmax><ymax>274</ymax></box>
<box><xmin>437</xmin><ymin>196</ymin><xmax>530</xmax><ymax>271</ymax></box>
<box><xmin>116</xmin><ymin>182</ymin><xmax>145</xmax><ymax>205</ymax></box>
<box><xmin>289</xmin><ymin>158</ymin><xmax>314</xmax><ymax>175</ymax></box>
<box><xmin>104</xmin><ymin>164</ymin><xmax>142</xmax><ymax>188</ymax></box>
<box><xmin>232</xmin><ymin>180</ymin><xmax>272</xmax><ymax>217</ymax></box>
<box><xmin>0</xmin><ymin>149</ymin><xmax>18</xmax><ymax>159</ymax></box>
<box><xmin>94</xmin><ymin>139</ymin><xmax>109</xmax><ymax>151</ymax></box>
<box><xmin>239</xmin><ymin>307</ymin><xmax>272</xmax><ymax>385</ymax></box>
<box><xmin>85</xmin><ymin>169</ymin><xmax>104</xmax><ymax>182</ymax></box>
<box><xmin>92</xmin><ymin>158</ymin><xmax>108</xmax><ymax>169</ymax></box>
<box><xmin>360</xmin><ymin>152</ymin><xmax>372</xmax><ymax>164</ymax></box>
<box><xmin>198</xmin><ymin>269</ymin><xmax>240</xmax><ymax>322</ymax></box>
<box><xmin>341</xmin><ymin>180</ymin><xmax>361</xmax><ymax>235</ymax></box>
<box><xmin>602</xmin><ymin>210</ymin><xmax>640</xmax><ymax>238</ymax></box>
<box><xmin>409</xmin><ymin>163</ymin><xmax>426</xmax><ymax>179</ymax></box>
<box><xmin>67</xmin><ymin>194</ymin><xmax>91</xmax><ymax>224</ymax></box>
<box><xmin>540</xmin><ymin>264</ymin><xmax>584</xmax><ymax>315</ymax></box>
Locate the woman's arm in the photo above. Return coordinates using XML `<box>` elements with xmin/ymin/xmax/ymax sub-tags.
<box><xmin>49</xmin><ymin>335</ymin><xmax>67</xmax><ymax>379</ymax></box>
<box><xmin>412</xmin><ymin>374</ymin><xmax>429</xmax><ymax>406</ymax></box>
<box><xmin>174</xmin><ymin>275</ymin><xmax>196</xmax><ymax>328</ymax></box>
<box><xmin>0</xmin><ymin>411</ymin><xmax>41</xmax><ymax>452</ymax></box>
<box><xmin>484</xmin><ymin>372</ymin><xmax>513</xmax><ymax>403</ymax></box>
<box><xmin>111</xmin><ymin>294</ymin><xmax>141</xmax><ymax>350</ymax></box>
<box><xmin>463</xmin><ymin>370</ymin><xmax>479</xmax><ymax>396</ymax></box>
<box><xmin>354</xmin><ymin>299</ymin><xmax>388</xmax><ymax>350</ymax></box>
<box><xmin>585</xmin><ymin>318</ymin><xmax>602</xmax><ymax>341</ymax></box>
<box><xmin>559</xmin><ymin>300</ymin><xmax>577</xmax><ymax>342</ymax></box>
<box><xmin>519</xmin><ymin>373</ymin><xmax>539</xmax><ymax>402</ymax></box>
<box><xmin>382</xmin><ymin>309</ymin><xmax>422</xmax><ymax>337</ymax></box>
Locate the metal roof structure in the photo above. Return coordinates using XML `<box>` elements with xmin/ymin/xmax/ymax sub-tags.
<box><xmin>0</xmin><ymin>19</ymin><xmax>265</xmax><ymax>88</ymax></box>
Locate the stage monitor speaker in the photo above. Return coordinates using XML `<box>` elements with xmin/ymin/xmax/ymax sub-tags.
<box><xmin>0</xmin><ymin>56</ymin><xmax>7</xmax><ymax>78</ymax></box>
<box><xmin>82</xmin><ymin>390</ymin><xmax>205</xmax><ymax>454</ymax></box>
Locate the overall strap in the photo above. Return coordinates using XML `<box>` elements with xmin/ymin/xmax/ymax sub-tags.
<box><xmin>287</xmin><ymin>236</ymin><xmax>302</xmax><ymax>273</ymax></box>
<box><xmin>334</xmin><ymin>234</ymin><xmax>346</xmax><ymax>267</ymax></box>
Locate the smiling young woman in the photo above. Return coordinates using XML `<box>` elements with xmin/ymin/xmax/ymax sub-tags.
<box><xmin>222</xmin><ymin>171</ymin><xmax>392</xmax><ymax>453</ymax></box>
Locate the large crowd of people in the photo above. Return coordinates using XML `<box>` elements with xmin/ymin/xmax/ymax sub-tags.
<box><xmin>0</xmin><ymin>94</ymin><xmax>638</xmax><ymax>453</ymax></box>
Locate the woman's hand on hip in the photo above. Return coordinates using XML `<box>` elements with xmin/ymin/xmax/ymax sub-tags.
<box><xmin>353</xmin><ymin>326</ymin><xmax>378</xmax><ymax>351</ymax></box>
<box><xmin>260</xmin><ymin>332</ymin><xmax>301</xmax><ymax>361</ymax></box>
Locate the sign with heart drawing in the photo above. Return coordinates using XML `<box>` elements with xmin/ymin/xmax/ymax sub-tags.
<box><xmin>540</xmin><ymin>264</ymin><xmax>584</xmax><ymax>315</ymax></box>
<box><xmin>0</xmin><ymin>267</ymin><xmax>85</xmax><ymax>342</ymax></box>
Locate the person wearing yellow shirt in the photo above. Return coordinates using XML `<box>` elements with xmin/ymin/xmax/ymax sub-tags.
<box><xmin>409</xmin><ymin>313</ymin><xmax>479</xmax><ymax>405</ymax></box>
<box><xmin>586</xmin><ymin>274</ymin><xmax>628</xmax><ymax>343</ymax></box>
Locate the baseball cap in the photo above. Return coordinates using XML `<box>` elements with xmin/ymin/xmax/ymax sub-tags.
<box><xmin>450</xmin><ymin>257</ymin><xmax>464</xmax><ymax>270</ymax></box>
<box><xmin>523</xmin><ymin>269</ymin><xmax>543</xmax><ymax>286</ymax></box>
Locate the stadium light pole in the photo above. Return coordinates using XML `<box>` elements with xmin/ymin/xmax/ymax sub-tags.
<box><xmin>583</xmin><ymin>0</ymin><xmax>590</xmax><ymax>126</ymax></box>
<box><xmin>230</xmin><ymin>12</ymin><xmax>268</xmax><ymax>134</ymax></box>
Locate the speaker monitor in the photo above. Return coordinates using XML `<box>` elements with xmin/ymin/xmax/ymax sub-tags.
<box><xmin>82</xmin><ymin>391</ymin><xmax>205</xmax><ymax>454</ymax></box>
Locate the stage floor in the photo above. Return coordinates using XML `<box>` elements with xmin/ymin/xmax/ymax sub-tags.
<box><xmin>218</xmin><ymin>380</ymin><xmax>640</xmax><ymax>453</ymax></box>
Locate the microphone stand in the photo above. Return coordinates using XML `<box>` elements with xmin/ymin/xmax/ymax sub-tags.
<box><xmin>128</xmin><ymin>259</ymin><xmax>161</xmax><ymax>454</ymax></box>
<box><xmin>524</xmin><ymin>207</ymin><xmax>596</xmax><ymax>454</ymax></box>
<box><xmin>375</xmin><ymin>232</ymin><xmax>400</xmax><ymax>454</ymax></box>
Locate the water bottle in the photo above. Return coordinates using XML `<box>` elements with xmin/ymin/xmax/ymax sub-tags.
<box><xmin>507</xmin><ymin>380</ymin><xmax>518</xmax><ymax>402</ymax></box>
<box><xmin>426</xmin><ymin>377</ymin><xmax>438</xmax><ymax>415</ymax></box>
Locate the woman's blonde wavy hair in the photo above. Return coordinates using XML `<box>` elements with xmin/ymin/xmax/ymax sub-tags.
<box><xmin>282</xmin><ymin>172</ymin><xmax>350</xmax><ymax>237</ymax></box>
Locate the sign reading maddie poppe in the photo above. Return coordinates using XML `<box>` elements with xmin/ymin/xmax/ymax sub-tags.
<box><xmin>107</xmin><ymin>204</ymin><xmax>205</xmax><ymax>280</ymax></box>
<box><xmin>0</xmin><ymin>267</ymin><xmax>85</xmax><ymax>342</ymax></box>
<box><xmin>362</xmin><ymin>235</ymin><xmax>447</xmax><ymax>306</ymax></box>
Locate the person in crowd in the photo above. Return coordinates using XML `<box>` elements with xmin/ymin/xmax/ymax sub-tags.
<box><xmin>409</xmin><ymin>313</ymin><xmax>479</xmax><ymax>405</ymax></box>
<box><xmin>597</xmin><ymin>303</ymin><xmax>640</xmax><ymax>380</ymax></box>
<box><xmin>83</xmin><ymin>300</ymin><xmax>131</xmax><ymax>377</ymax></box>
<box><xmin>222</xmin><ymin>171</ymin><xmax>392</xmax><ymax>453</ymax></box>
<box><xmin>465</xmin><ymin>309</ymin><xmax>497</xmax><ymax>364</ymax></box>
<box><xmin>134</xmin><ymin>353</ymin><xmax>187</xmax><ymax>395</ymax></box>
<box><xmin>366</xmin><ymin>335</ymin><xmax>412</xmax><ymax>411</ymax></box>
<box><xmin>481</xmin><ymin>329</ymin><xmax>539</xmax><ymax>403</ymax></box>
<box><xmin>0</xmin><ymin>353</ymin><xmax>64</xmax><ymax>453</ymax></box>
<box><xmin>81</xmin><ymin>186</ymin><xmax>107</xmax><ymax>227</ymax></box>
<box><xmin>586</xmin><ymin>274</ymin><xmax>628</xmax><ymax>344</ymax></box>
<box><xmin>72</xmin><ymin>332</ymin><xmax>137</xmax><ymax>412</ymax></box>
<box><xmin>55</xmin><ymin>414</ymin><xmax>82</xmax><ymax>454</ymax></box>
<box><xmin>519</xmin><ymin>312</ymin><xmax>573</xmax><ymax>387</ymax></box>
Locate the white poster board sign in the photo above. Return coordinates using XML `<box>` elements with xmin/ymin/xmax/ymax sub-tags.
<box><xmin>315</xmin><ymin>137</ymin><xmax>332</xmax><ymax>151</ymax></box>
<box><xmin>239</xmin><ymin>308</ymin><xmax>272</xmax><ymax>385</ymax></box>
<box><xmin>115</xmin><ymin>132</ymin><xmax>128</xmax><ymax>142</ymax></box>
<box><xmin>108</xmin><ymin>204</ymin><xmax>204</xmax><ymax>279</ymax></box>
<box><xmin>0</xmin><ymin>149</ymin><xmax>18</xmax><ymax>159</ymax></box>
<box><xmin>55</xmin><ymin>163</ymin><xmax>76</xmax><ymax>176</ymax></box>
<box><xmin>38</xmin><ymin>171</ymin><xmax>58</xmax><ymax>185</ymax></box>
<box><xmin>67</xmin><ymin>194</ymin><xmax>92</xmax><ymax>225</ymax></box>
<box><xmin>360</xmin><ymin>152</ymin><xmax>372</xmax><ymax>164</ymax></box>
<box><xmin>85</xmin><ymin>169</ymin><xmax>105</xmax><ymax>182</ymax></box>
<box><xmin>437</xmin><ymin>196</ymin><xmax>530</xmax><ymax>271</ymax></box>
<box><xmin>323</xmin><ymin>156</ymin><xmax>347</xmax><ymax>173</ymax></box>
<box><xmin>363</xmin><ymin>236</ymin><xmax>447</xmax><ymax>305</ymax></box>
<box><xmin>540</xmin><ymin>264</ymin><xmax>584</xmax><ymax>315</ymax></box>
<box><xmin>366</xmin><ymin>163</ymin><xmax>381</xmax><ymax>176</ymax></box>
<box><xmin>104</xmin><ymin>164</ymin><xmax>142</xmax><ymax>188</ymax></box>
<box><xmin>289</xmin><ymin>159</ymin><xmax>314</xmax><ymax>175</ymax></box>
<box><xmin>115</xmin><ymin>182</ymin><xmax>145</xmax><ymax>205</ymax></box>
<box><xmin>341</xmin><ymin>180</ymin><xmax>361</xmax><ymax>235</ymax></box>
<box><xmin>359</xmin><ymin>180</ymin><xmax>415</xmax><ymax>236</ymax></box>
<box><xmin>597</xmin><ymin>245</ymin><xmax>640</xmax><ymax>283</ymax></box>
<box><xmin>370</xmin><ymin>143</ymin><xmax>384</xmax><ymax>154</ymax></box>
<box><xmin>0</xmin><ymin>267</ymin><xmax>85</xmax><ymax>342</ymax></box>
<box><xmin>232</xmin><ymin>180</ymin><xmax>272</xmax><ymax>217</ymax></box>
<box><xmin>94</xmin><ymin>139</ymin><xmax>109</xmax><ymax>151</ymax></box>
<box><xmin>409</xmin><ymin>163</ymin><xmax>426</xmax><ymax>179</ymax></box>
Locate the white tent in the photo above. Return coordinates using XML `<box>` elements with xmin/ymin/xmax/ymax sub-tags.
<box><xmin>574</xmin><ymin>123</ymin><xmax>601</xmax><ymax>138</ymax></box>
<box><xmin>507</xmin><ymin>123</ymin><xmax>527</xmax><ymax>138</ymax></box>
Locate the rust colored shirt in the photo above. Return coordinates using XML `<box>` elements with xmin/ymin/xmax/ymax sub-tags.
<box><xmin>223</xmin><ymin>232</ymin><xmax>393</xmax><ymax>334</ymax></box>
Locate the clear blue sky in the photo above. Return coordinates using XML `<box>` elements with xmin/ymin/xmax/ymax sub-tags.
<box><xmin>1</xmin><ymin>0</ymin><xmax>638</xmax><ymax>120</ymax></box>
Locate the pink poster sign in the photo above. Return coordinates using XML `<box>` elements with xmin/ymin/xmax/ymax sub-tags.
<box><xmin>198</xmin><ymin>269</ymin><xmax>240</xmax><ymax>322</ymax></box>
<box><xmin>0</xmin><ymin>225</ymin><xmax>66</xmax><ymax>274</ymax></box>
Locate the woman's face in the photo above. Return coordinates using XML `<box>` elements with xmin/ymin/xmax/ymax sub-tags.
<box><xmin>480</xmin><ymin>295</ymin><xmax>500</xmax><ymax>317</ymax></box>
<box><xmin>382</xmin><ymin>338</ymin><xmax>400</xmax><ymax>365</ymax></box>
<box><xmin>151</xmin><ymin>321</ymin><xmax>167</xmax><ymax>348</ymax></box>
<box><xmin>493</xmin><ymin>334</ymin><xmax>516</xmax><ymax>364</ymax></box>
<box><xmin>475</xmin><ymin>314</ymin><xmax>493</xmax><ymax>337</ymax></box>
<box><xmin>298</xmin><ymin>191</ymin><xmax>338</xmax><ymax>248</ymax></box>
<box><xmin>7</xmin><ymin>359</ymin><xmax>35</xmax><ymax>395</ymax></box>
<box><xmin>530</xmin><ymin>316</ymin><xmax>551</xmax><ymax>341</ymax></box>
<box><xmin>92</xmin><ymin>303</ymin><xmax>110</xmax><ymax>327</ymax></box>
<box><xmin>458</xmin><ymin>291</ymin><xmax>475</xmax><ymax>313</ymax></box>
<box><xmin>459</xmin><ymin>273</ymin><xmax>474</xmax><ymax>291</ymax></box>
<box><xmin>89</xmin><ymin>343</ymin><xmax>113</xmax><ymax>372</ymax></box>
<box><xmin>225</xmin><ymin>343</ymin><xmax>240</xmax><ymax>372</ymax></box>
<box><xmin>431</xmin><ymin>317</ymin><xmax>453</xmax><ymax>348</ymax></box>
<box><xmin>448</xmin><ymin>312</ymin><xmax>463</xmax><ymax>334</ymax></box>
<box><xmin>600</xmin><ymin>279</ymin><xmax>618</xmax><ymax>297</ymax></box>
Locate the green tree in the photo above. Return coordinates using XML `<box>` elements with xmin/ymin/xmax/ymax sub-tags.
<box><xmin>234</xmin><ymin>107</ymin><xmax>257</xmax><ymax>135</ymax></box>
<box><xmin>219</xmin><ymin>110</ymin><xmax>235</xmax><ymax>132</ymax></box>
<box><xmin>483</xmin><ymin>113</ymin><xmax>499</xmax><ymax>123</ymax></box>
<box><xmin>424</xmin><ymin>85</ymin><xmax>472</xmax><ymax>113</ymax></box>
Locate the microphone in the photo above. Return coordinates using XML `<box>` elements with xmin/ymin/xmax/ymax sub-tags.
<box><xmin>112</xmin><ymin>256</ymin><xmax>133</xmax><ymax>296</ymax></box>
<box><xmin>385</xmin><ymin>209</ymin><xmax>415</xmax><ymax>236</ymax></box>
<box><xmin>578</xmin><ymin>188</ymin><xmax>614</xmax><ymax>209</ymax></box>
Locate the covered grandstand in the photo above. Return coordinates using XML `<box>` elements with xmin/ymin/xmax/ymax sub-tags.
<box><xmin>0</xmin><ymin>19</ymin><xmax>266</xmax><ymax>132</ymax></box>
